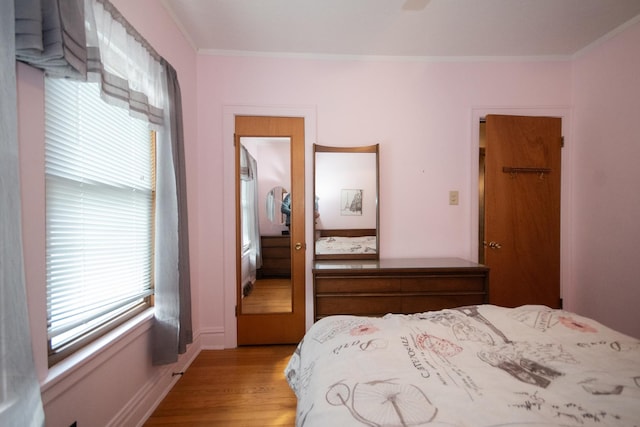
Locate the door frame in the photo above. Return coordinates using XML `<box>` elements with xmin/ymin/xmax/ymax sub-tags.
<box><xmin>235</xmin><ymin>117</ymin><xmax>305</xmax><ymax>344</ymax></box>
<box><xmin>222</xmin><ymin>105</ymin><xmax>317</xmax><ymax>348</ymax></box>
<box><xmin>470</xmin><ymin>106</ymin><xmax>573</xmax><ymax>306</ymax></box>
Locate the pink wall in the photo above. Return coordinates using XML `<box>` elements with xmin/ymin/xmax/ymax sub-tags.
<box><xmin>570</xmin><ymin>19</ymin><xmax>640</xmax><ymax>338</ymax></box>
<box><xmin>197</xmin><ymin>54</ymin><xmax>575</xmax><ymax>344</ymax></box>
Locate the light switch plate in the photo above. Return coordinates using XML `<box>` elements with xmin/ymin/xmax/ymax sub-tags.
<box><xmin>449</xmin><ymin>190</ymin><xmax>459</xmax><ymax>205</ymax></box>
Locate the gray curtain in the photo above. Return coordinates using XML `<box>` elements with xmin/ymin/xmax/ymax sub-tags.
<box><xmin>2</xmin><ymin>1</ymin><xmax>46</xmax><ymax>426</ymax></box>
<box><xmin>86</xmin><ymin>0</ymin><xmax>165</xmax><ymax>125</ymax></box>
<box><xmin>16</xmin><ymin>0</ymin><xmax>164</xmax><ymax>124</ymax></box>
<box><xmin>14</xmin><ymin>0</ymin><xmax>192</xmax><ymax>366</ymax></box>
<box><xmin>152</xmin><ymin>62</ymin><xmax>193</xmax><ymax>364</ymax></box>
<box><xmin>165</xmin><ymin>62</ymin><xmax>193</xmax><ymax>355</ymax></box>
<box><xmin>239</xmin><ymin>146</ymin><xmax>262</xmax><ymax>283</ymax></box>
<box><xmin>15</xmin><ymin>0</ymin><xmax>86</xmax><ymax>78</ymax></box>
<box><xmin>249</xmin><ymin>154</ymin><xmax>262</xmax><ymax>268</ymax></box>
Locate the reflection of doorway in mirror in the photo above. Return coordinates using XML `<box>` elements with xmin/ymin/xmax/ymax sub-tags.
<box><xmin>341</xmin><ymin>189</ymin><xmax>363</xmax><ymax>216</ymax></box>
<box><xmin>238</xmin><ymin>136</ymin><xmax>293</xmax><ymax>315</ymax></box>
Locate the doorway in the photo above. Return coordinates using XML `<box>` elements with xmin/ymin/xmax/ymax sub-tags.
<box><xmin>480</xmin><ymin>115</ymin><xmax>562</xmax><ymax>308</ymax></box>
<box><xmin>235</xmin><ymin>116</ymin><xmax>306</xmax><ymax>345</ymax></box>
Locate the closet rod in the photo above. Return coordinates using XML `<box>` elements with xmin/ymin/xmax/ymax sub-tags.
<box><xmin>502</xmin><ymin>167</ymin><xmax>551</xmax><ymax>174</ymax></box>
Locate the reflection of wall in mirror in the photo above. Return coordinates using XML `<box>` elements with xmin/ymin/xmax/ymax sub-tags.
<box><xmin>316</xmin><ymin>152</ymin><xmax>376</xmax><ymax>230</ymax></box>
<box><xmin>241</xmin><ymin>138</ymin><xmax>291</xmax><ymax>236</ymax></box>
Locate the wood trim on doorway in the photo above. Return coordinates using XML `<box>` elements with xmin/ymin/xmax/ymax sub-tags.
<box><xmin>221</xmin><ymin>105</ymin><xmax>316</xmax><ymax>349</ymax></box>
<box><xmin>470</xmin><ymin>107</ymin><xmax>572</xmax><ymax>307</ymax></box>
<box><xmin>235</xmin><ymin>116</ymin><xmax>306</xmax><ymax>345</ymax></box>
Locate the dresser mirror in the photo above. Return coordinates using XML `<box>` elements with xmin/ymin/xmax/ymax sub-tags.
<box><xmin>313</xmin><ymin>144</ymin><xmax>379</xmax><ymax>260</ymax></box>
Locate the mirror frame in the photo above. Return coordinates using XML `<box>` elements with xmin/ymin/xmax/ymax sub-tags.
<box><xmin>313</xmin><ymin>143</ymin><xmax>380</xmax><ymax>260</ymax></box>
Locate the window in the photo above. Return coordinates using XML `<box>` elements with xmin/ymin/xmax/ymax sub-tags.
<box><xmin>241</xmin><ymin>180</ymin><xmax>252</xmax><ymax>250</ymax></box>
<box><xmin>44</xmin><ymin>77</ymin><xmax>155</xmax><ymax>365</ymax></box>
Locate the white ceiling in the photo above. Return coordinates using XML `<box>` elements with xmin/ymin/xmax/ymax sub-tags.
<box><xmin>161</xmin><ymin>0</ymin><xmax>640</xmax><ymax>59</ymax></box>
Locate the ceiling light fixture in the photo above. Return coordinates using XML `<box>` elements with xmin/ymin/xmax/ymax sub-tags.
<box><xmin>402</xmin><ymin>0</ymin><xmax>431</xmax><ymax>11</ymax></box>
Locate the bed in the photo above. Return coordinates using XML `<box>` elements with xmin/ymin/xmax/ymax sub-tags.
<box><xmin>315</xmin><ymin>229</ymin><xmax>377</xmax><ymax>256</ymax></box>
<box><xmin>285</xmin><ymin>304</ymin><xmax>640</xmax><ymax>426</ymax></box>
<box><xmin>315</xmin><ymin>235</ymin><xmax>377</xmax><ymax>255</ymax></box>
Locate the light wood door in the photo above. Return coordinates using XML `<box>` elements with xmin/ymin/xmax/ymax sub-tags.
<box><xmin>484</xmin><ymin>115</ymin><xmax>562</xmax><ymax>308</ymax></box>
<box><xmin>235</xmin><ymin>116</ymin><xmax>305</xmax><ymax>345</ymax></box>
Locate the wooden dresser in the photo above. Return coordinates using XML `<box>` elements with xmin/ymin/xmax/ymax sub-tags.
<box><xmin>313</xmin><ymin>258</ymin><xmax>489</xmax><ymax>320</ymax></box>
<box><xmin>258</xmin><ymin>235</ymin><xmax>291</xmax><ymax>278</ymax></box>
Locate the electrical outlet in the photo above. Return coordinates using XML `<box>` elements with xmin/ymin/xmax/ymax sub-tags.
<box><xmin>449</xmin><ymin>190</ymin><xmax>459</xmax><ymax>205</ymax></box>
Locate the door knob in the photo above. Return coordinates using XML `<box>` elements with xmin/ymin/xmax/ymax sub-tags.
<box><xmin>487</xmin><ymin>241</ymin><xmax>502</xmax><ymax>249</ymax></box>
<box><xmin>295</xmin><ymin>242</ymin><xmax>303</xmax><ymax>251</ymax></box>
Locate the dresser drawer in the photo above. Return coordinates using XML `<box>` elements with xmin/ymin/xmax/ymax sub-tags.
<box><xmin>316</xmin><ymin>294</ymin><xmax>487</xmax><ymax>317</ymax></box>
<box><xmin>259</xmin><ymin>235</ymin><xmax>291</xmax><ymax>278</ymax></box>
<box><xmin>312</xmin><ymin>258</ymin><xmax>489</xmax><ymax>321</ymax></box>
<box><xmin>315</xmin><ymin>277</ymin><xmax>397</xmax><ymax>293</ymax></box>
<box><xmin>262</xmin><ymin>236</ymin><xmax>290</xmax><ymax>248</ymax></box>
<box><xmin>315</xmin><ymin>275</ymin><xmax>486</xmax><ymax>293</ymax></box>
<box><xmin>262</xmin><ymin>246</ymin><xmax>290</xmax><ymax>259</ymax></box>
<box><xmin>316</xmin><ymin>295</ymin><xmax>402</xmax><ymax>316</ymax></box>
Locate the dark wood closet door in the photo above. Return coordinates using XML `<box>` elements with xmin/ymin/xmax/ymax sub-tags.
<box><xmin>484</xmin><ymin>115</ymin><xmax>562</xmax><ymax>308</ymax></box>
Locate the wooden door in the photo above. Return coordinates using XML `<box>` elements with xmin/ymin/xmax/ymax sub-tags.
<box><xmin>235</xmin><ymin>116</ymin><xmax>306</xmax><ymax>345</ymax></box>
<box><xmin>484</xmin><ymin>115</ymin><xmax>562</xmax><ymax>308</ymax></box>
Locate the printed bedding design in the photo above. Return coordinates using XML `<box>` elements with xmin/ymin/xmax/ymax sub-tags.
<box><xmin>315</xmin><ymin>235</ymin><xmax>377</xmax><ymax>254</ymax></box>
<box><xmin>285</xmin><ymin>305</ymin><xmax>640</xmax><ymax>426</ymax></box>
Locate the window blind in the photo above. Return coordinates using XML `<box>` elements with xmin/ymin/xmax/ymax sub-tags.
<box><xmin>44</xmin><ymin>77</ymin><xmax>154</xmax><ymax>354</ymax></box>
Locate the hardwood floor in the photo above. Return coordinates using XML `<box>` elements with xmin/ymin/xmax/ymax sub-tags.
<box><xmin>242</xmin><ymin>278</ymin><xmax>292</xmax><ymax>314</ymax></box>
<box><xmin>144</xmin><ymin>345</ymin><xmax>298</xmax><ymax>426</ymax></box>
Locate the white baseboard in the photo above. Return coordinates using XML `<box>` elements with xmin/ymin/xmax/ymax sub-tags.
<box><xmin>111</xmin><ymin>335</ymin><xmax>203</xmax><ymax>427</ymax></box>
<box><xmin>199</xmin><ymin>326</ymin><xmax>226</xmax><ymax>349</ymax></box>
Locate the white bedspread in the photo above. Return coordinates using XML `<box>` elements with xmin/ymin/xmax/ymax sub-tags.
<box><xmin>285</xmin><ymin>305</ymin><xmax>640</xmax><ymax>426</ymax></box>
<box><xmin>315</xmin><ymin>235</ymin><xmax>377</xmax><ymax>254</ymax></box>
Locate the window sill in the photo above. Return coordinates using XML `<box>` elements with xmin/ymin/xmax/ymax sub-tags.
<box><xmin>40</xmin><ymin>308</ymin><xmax>154</xmax><ymax>403</ymax></box>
